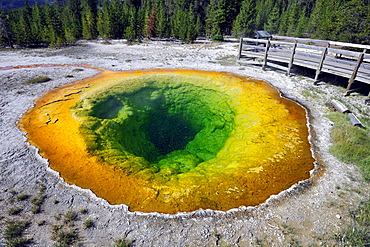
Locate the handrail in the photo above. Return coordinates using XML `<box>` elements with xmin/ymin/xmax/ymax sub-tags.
<box><xmin>238</xmin><ymin>36</ymin><xmax>370</xmax><ymax>96</ymax></box>
<box><xmin>241</xmin><ymin>36</ymin><xmax>370</xmax><ymax>51</ymax></box>
<box><xmin>240</xmin><ymin>37</ymin><xmax>369</xmax><ymax>60</ymax></box>
<box><xmin>271</xmin><ymin>35</ymin><xmax>370</xmax><ymax>50</ymax></box>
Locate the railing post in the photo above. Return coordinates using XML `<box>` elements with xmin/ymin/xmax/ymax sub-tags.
<box><xmin>237</xmin><ymin>37</ymin><xmax>243</xmax><ymax>60</ymax></box>
<box><xmin>286</xmin><ymin>40</ymin><xmax>297</xmax><ymax>76</ymax></box>
<box><xmin>314</xmin><ymin>42</ymin><xmax>329</xmax><ymax>84</ymax></box>
<box><xmin>345</xmin><ymin>48</ymin><xmax>366</xmax><ymax>95</ymax></box>
<box><xmin>262</xmin><ymin>39</ymin><xmax>271</xmax><ymax>70</ymax></box>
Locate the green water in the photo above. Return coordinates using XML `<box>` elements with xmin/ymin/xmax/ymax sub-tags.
<box><xmin>73</xmin><ymin>75</ymin><xmax>235</xmax><ymax>174</ymax></box>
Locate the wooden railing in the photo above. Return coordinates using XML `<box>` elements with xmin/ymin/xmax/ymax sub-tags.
<box><xmin>237</xmin><ymin>36</ymin><xmax>370</xmax><ymax>96</ymax></box>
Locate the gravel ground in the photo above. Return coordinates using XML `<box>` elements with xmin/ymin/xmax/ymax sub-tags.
<box><xmin>0</xmin><ymin>39</ymin><xmax>369</xmax><ymax>246</ymax></box>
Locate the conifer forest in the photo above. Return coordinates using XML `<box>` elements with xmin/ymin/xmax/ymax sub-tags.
<box><xmin>0</xmin><ymin>0</ymin><xmax>369</xmax><ymax>47</ymax></box>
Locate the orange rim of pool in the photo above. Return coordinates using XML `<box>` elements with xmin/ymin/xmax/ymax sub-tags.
<box><xmin>18</xmin><ymin>68</ymin><xmax>315</xmax><ymax>214</ymax></box>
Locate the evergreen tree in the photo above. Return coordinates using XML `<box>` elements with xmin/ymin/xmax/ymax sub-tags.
<box><xmin>17</xmin><ymin>5</ymin><xmax>33</xmax><ymax>45</ymax></box>
<box><xmin>264</xmin><ymin>5</ymin><xmax>280</xmax><ymax>34</ymax></box>
<box><xmin>97</xmin><ymin>0</ymin><xmax>115</xmax><ymax>39</ymax></box>
<box><xmin>223</xmin><ymin>0</ymin><xmax>241</xmax><ymax>35</ymax></box>
<box><xmin>334</xmin><ymin>0</ymin><xmax>370</xmax><ymax>44</ymax></box>
<box><xmin>171</xmin><ymin>3</ymin><xmax>200</xmax><ymax>42</ymax></box>
<box><xmin>97</xmin><ymin>5</ymin><xmax>108</xmax><ymax>38</ymax></box>
<box><xmin>255</xmin><ymin>0</ymin><xmax>274</xmax><ymax>30</ymax></box>
<box><xmin>30</xmin><ymin>2</ymin><xmax>45</xmax><ymax>44</ymax></box>
<box><xmin>277</xmin><ymin>6</ymin><xmax>289</xmax><ymax>35</ymax></box>
<box><xmin>294</xmin><ymin>7</ymin><xmax>307</xmax><ymax>37</ymax></box>
<box><xmin>44</xmin><ymin>1</ymin><xmax>65</xmax><ymax>46</ymax></box>
<box><xmin>206</xmin><ymin>0</ymin><xmax>227</xmax><ymax>40</ymax></box>
<box><xmin>172</xmin><ymin>6</ymin><xmax>187</xmax><ymax>39</ymax></box>
<box><xmin>194</xmin><ymin>16</ymin><xmax>202</xmax><ymax>39</ymax></box>
<box><xmin>1</xmin><ymin>0</ymin><xmax>369</xmax><ymax>47</ymax></box>
<box><xmin>232</xmin><ymin>0</ymin><xmax>256</xmax><ymax>37</ymax></box>
<box><xmin>81</xmin><ymin>0</ymin><xmax>97</xmax><ymax>39</ymax></box>
<box><xmin>109</xmin><ymin>0</ymin><xmax>124</xmax><ymax>38</ymax></box>
<box><xmin>155</xmin><ymin>1</ymin><xmax>169</xmax><ymax>38</ymax></box>
<box><xmin>185</xmin><ymin>5</ymin><xmax>200</xmax><ymax>42</ymax></box>
<box><xmin>285</xmin><ymin>3</ymin><xmax>300</xmax><ymax>36</ymax></box>
<box><xmin>62</xmin><ymin>0</ymin><xmax>81</xmax><ymax>43</ymax></box>
<box><xmin>308</xmin><ymin>0</ymin><xmax>339</xmax><ymax>39</ymax></box>
<box><xmin>0</xmin><ymin>7</ymin><xmax>13</xmax><ymax>48</ymax></box>
<box><xmin>124</xmin><ymin>5</ymin><xmax>142</xmax><ymax>42</ymax></box>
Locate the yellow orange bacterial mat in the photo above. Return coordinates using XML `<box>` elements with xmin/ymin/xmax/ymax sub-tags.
<box><xmin>19</xmin><ymin>69</ymin><xmax>315</xmax><ymax>214</ymax></box>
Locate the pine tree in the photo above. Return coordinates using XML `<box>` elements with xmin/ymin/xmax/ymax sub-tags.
<box><xmin>294</xmin><ymin>7</ymin><xmax>307</xmax><ymax>37</ymax></box>
<box><xmin>223</xmin><ymin>0</ymin><xmax>241</xmax><ymax>35</ymax></box>
<box><xmin>62</xmin><ymin>0</ymin><xmax>81</xmax><ymax>43</ymax></box>
<box><xmin>0</xmin><ymin>8</ymin><xmax>14</xmax><ymax>48</ymax></box>
<box><xmin>110</xmin><ymin>0</ymin><xmax>124</xmax><ymax>38</ymax></box>
<box><xmin>2</xmin><ymin>0</ymin><xmax>368</xmax><ymax>47</ymax></box>
<box><xmin>185</xmin><ymin>5</ymin><xmax>199</xmax><ymax>42</ymax></box>
<box><xmin>155</xmin><ymin>1</ymin><xmax>169</xmax><ymax>38</ymax></box>
<box><xmin>255</xmin><ymin>0</ymin><xmax>274</xmax><ymax>30</ymax></box>
<box><xmin>97</xmin><ymin>5</ymin><xmax>107</xmax><ymax>38</ymax></box>
<box><xmin>264</xmin><ymin>5</ymin><xmax>280</xmax><ymax>34</ymax></box>
<box><xmin>307</xmin><ymin>0</ymin><xmax>338</xmax><ymax>40</ymax></box>
<box><xmin>30</xmin><ymin>2</ymin><xmax>45</xmax><ymax>44</ymax></box>
<box><xmin>97</xmin><ymin>0</ymin><xmax>114</xmax><ymax>38</ymax></box>
<box><xmin>206</xmin><ymin>0</ymin><xmax>227</xmax><ymax>40</ymax></box>
<box><xmin>334</xmin><ymin>0</ymin><xmax>370</xmax><ymax>43</ymax></box>
<box><xmin>81</xmin><ymin>0</ymin><xmax>97</xmax><ymax>39</ymax></box>
<box><xmin>172</xmin><ymin>7</ymin><xmax>187</xmax><ymax>39</ymax></box>
<box><xmin>278</xmin><ymin>6</ymin><xmax>289</xmax><ymax>35</ymax></box>
<box><xmin>17</xmin><ymin>3</ymin><xmax>33</xmax><ymax>45</ymax></box>
<box><xmin>232</xmin><ymin>0</ymin><xmax>256</xmax><ymax>37</ymax></box>
<box><xmin>44</xmin><ymin>1</ymin><xmax>65</xmax><ymax>46</ymax></box>
<box><xmin>193</xmin><ymin>16</ymin><xmax>202</xmax><ymax>40</ymax></box>
<box><xmin>286</xmin><ymin>3</ymin><xmax>300</xmax><ymax>36</ymax></box>
<box><xmin>124</xmin><ymin>5</ymin><xmax>142</xmax><ymax>42</ymax></box>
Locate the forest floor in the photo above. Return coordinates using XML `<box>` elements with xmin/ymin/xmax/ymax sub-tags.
<box><xmin>0</xmin><ymin>39</ymin><xmax>370</xmax><ymax>246</ymax></box>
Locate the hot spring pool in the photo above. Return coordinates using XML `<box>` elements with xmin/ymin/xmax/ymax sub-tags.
<box><xmin>19</xmin><ymin>68</ymin><xmax>315</xmax><ymax>214</ymax></box>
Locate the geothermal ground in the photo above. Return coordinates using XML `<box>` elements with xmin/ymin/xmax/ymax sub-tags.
<box><xmin>0</xmin><ymin>39</ymin><xmax>369</xmax><ymax>246</ymax></box>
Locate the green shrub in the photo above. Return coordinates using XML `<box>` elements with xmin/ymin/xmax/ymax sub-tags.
<box><xmin>38</xmin><ymin>183</ymin><xmax>46</xmax><ymax>193</ymax></box>
<box><xmin>31</xmin><ymin>195</ymin><xmax>46</xmax><ymax>214</ymax></box>
<box><xmin>25</xmin><ymin>76</ymin><xmax>51</xmax><ymax>84</ymax></box>
<box><xmin>8</xmin><ymin>207</ymin><xmax>22</xmax><ymax>215</ymax></box>
<box><xmin>63</xmin><ymin>211</ymin><xmax>78</xmax><ymax>225</ymax></box>
<box><xmin>5</xmin><ymin>237</ymin><xmax>32</xmax><ymax>247</ymax></box>
<box><xmin>114</xmin><ymin>239</ymin><xmax>132</xmax><ymax>247</ymax></box>
<box><xmin>79</xmin><ymin>209</ymin><xmax>88</xmax><ymax>214</ymax></box>
<box><xmin>211</xmin><ymin>34</ymin><xmax>224</xmax><ymax>42</ymax></box>
<box><xmin>83</xmin><ymin>218</ymin><xmax>93</xmax><ymax>229</ymax></box>
<box><xmin>52</xmin><ymin>228</ymin><xmax>79</xmax><ymax>247</ymax></box>
<box><xmin>72</xmin><ymin>68</ymin><xmax>84</xmax><ymax>72</ymax></box>
<box><xmin>4</xmin><ymin>220</ymin><xmax>31</xmax><ymax>245</ymax></box>
<box><xmin>17</xmin><ymin>193</ymin><xmax>30</xmax><ymax>201</ymax></box>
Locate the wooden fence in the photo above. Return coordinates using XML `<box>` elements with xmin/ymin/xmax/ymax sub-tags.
<box><xmin>237</xmin><ymin>35</ymin><xmax>370</xmax><ymax>96</ymax></box>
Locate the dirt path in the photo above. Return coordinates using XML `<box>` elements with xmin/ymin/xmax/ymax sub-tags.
<box><xmin>0</xmin><ymin>40</ymin><xmax>369</xmax><ymax>246</ymax></box>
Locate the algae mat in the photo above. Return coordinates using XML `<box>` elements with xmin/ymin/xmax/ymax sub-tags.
<box><xmin>18</xmin><ymin>68</ymin><xmax>315</xmax><ymax>214</ymax></box>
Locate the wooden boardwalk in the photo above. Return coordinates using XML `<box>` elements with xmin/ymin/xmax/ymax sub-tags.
<box><xmin>237</xmin><ymin>36</ymin><xmax>370</xmax><ymax>95</ymax></box>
